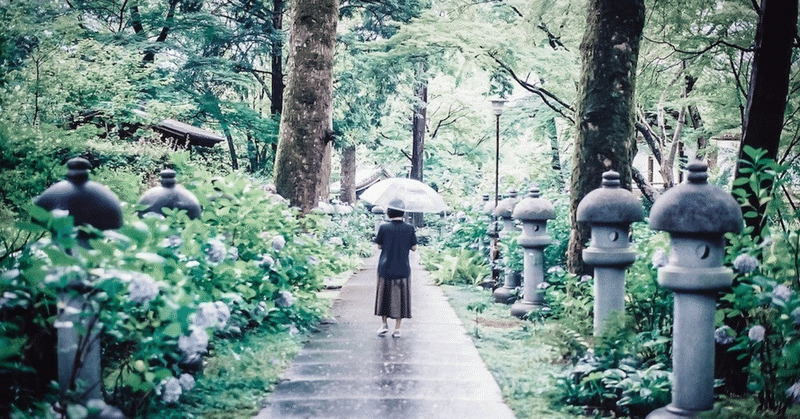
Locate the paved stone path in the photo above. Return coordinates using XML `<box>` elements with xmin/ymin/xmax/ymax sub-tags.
<box><xmin>254</xmin><ymin>249</ymin><xmax>516</xmax><ymax>419</ymax></box>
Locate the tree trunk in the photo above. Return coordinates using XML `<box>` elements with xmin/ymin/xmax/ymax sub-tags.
<box><xmin>568</xmin><ymin>0</ymin><xmax>645</xmax><ymax>274</ymax></box>
<box><xmin>340</xmin><ymin>143</ymin><xmax>356</xmax><ymax>204</ymax></box>
<box><xmin>270</xmin><ymin>0</ymin><xmax>285</xmax><ymax>117</ymax></box>
<box><xmin>735</xmin><ymin>0</ymin><xmax>797</xmax><ymax>237</ymax></box>
<box><xmin>409</xmin><ymin>63</ymin><xmax>428</xmax><ymax>226</ymax></box>
<box><xmin>547</xmin><ymin>117</ymin><xmax>565</xmax><ymax>190</ymax></box>
<box><xmin>273</xmin><ymin>0</ymin><xmax>338</xmax><ymax>213</ymax></box>
<box><xmin>318</xmin><ymin>141</ymin><xmax>332</xmax><ymax>202</ymax></box>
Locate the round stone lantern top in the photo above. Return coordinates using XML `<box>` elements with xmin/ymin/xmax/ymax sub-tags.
<box><xmin>649</xmin><ymin>160</ymin><xmax>743</xmax><ymax>234</ymax></box>
<box><xmin>371</xmin><ymin>205</ymin><xmax>385</xmax><ymax>215</ymax></box>
<box><xmin>576</xmin><ymin>170</ymin><xmax>644</xmax><ymax>225</ymax></box>
<box><xmin>493</xmin><ymin>195</ymin><xmax>517</xmax><ymax>219</ymax></box>
<box><xmin>512</xmin><ymin>186</ymin><xmax>555</xmax><ymax>221</ymax></box>
<box><xmin>138</xmin><ymin>169</ymin><xmax>202</xmax><ymax>219</ymax></box>
<box><xmin>33</xmin><ymin>157</ymin><xmax>123</xmax><ymax>231</ymax></box>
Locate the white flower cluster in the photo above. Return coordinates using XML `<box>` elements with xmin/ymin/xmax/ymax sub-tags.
<box><xmin>329</xmin><ymin>237</ymin><xmax>344</xmax><ymax>247</ymax></box>
<box><xmin>192</xmin><ymin>301</ymin><xmax>231</xmax><ymax>330</ymax></box>
<box><xmin>275</xmin><ymin>290</ymin><xmax>294</xmax><ymax>308</ymax></box>
<box><xmin>272</xmin><ymin>235</ymin><xmax>286</xmax><ymax>251</ymax></box>
<box><xmin>178</xmin><ymin>327</ymin><xmax>209</xmax><ymax>363</ymax></box>
<box><xmin>786</xmin><ymin>381</ymin><xmax>800</xmax><ymax>404</ymax></box>
<box><xmin>773</xmin><ymin>284</ymin><xmax>792</xmax><ymax>302</ymax></box>
<box><xmin>733</xmin><ymin>254</ymin><xmax>759</xmax><ymax>274</ymax></box>
<box><xmin>748</xmin><ymin>324</ymin><xmax>766</xmax><ymax>342</ymax></box>
<box><xmin>255</xmin><ymin>255</ymin><xmax>275</xmax><ymax>270</ymax></box>
<box><xmin>205</xmin><ymin>239</ymin><xmax>226</xmax><ymax>264</ymax></box>
<box><xmin>128</xmin><ymin>272</ymin><xmax>159</xmax><ymax>304</ymax></box>
<box><xmin>161</xmin><ymin>235</ymin><xmax>183</xmax><ymax>248</ymax></box>
<box><xmin>651</xmin><ymin>248</ymin><xmax>669</xmax><ymax>269</ymax></box>
<box><xmin>714</xmin><ymin>325</ymin><xmax>735</xmax><ymax>345</ymax></box>
<box><xmin>157</xmin><ymin>373</ymin><xmax>196</xmax><ymax>404</ymax></box>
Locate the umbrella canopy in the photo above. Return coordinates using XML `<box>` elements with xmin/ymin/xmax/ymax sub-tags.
<box><xmin>360</xmin><ymin>178</ymin><xmax>448</xmax><ymax>213</ymax></box>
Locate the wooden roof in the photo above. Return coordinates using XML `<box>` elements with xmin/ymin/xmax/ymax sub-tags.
<box><xmin>153</xmin><ymin>119</ymin><xmax>226</xmax><ymax>148</ymax></box>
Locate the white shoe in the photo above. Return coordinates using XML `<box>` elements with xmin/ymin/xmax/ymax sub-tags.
<box><xmin>392</xmin><ymin>330</ymin><xmax>401</xmax><ymax>338</ymax></box>
<box><xmin>377</xmin><ymin>325</ymin><xmax>389</xmax><ymax>336</ymax></box>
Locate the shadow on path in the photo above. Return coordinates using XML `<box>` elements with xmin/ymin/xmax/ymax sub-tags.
<box><xmin>254</xmin><ymin>248</ymin><xmax>516</xmax><ymax>419</ymax></box>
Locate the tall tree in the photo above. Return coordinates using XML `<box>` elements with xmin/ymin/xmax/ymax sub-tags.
<box><xmin>735</xmin><ymin>0</ymin><xmax>798</xmax><ymax>238</ymax></box>
<box><xmin>273</xmin><ymin>0</ymin><xmax>339</xmax><ymax>211</ymax></box>
<box><xmin>568</xmin><ymin>0</ymin><xmax>645</xmax><ymax>273</ymax></box>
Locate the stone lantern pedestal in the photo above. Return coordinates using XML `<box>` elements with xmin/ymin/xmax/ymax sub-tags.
<box><xmin>371</xmin><ymin>205</ymin><xmax>385</xmax><ymax>237</ymax></box>
<box><xmin>510</xmin><ymin>187</ymin><xmax>555</xmax><ymax>318</ymax></box>
<box><xmin>646</xmin><ymin>160</ymin><xmax>742</xmax><ymax>419</ymax></box>
<box><xmin>576</xmin><ymin>171</ymin><xmax>643</xmax><ymax>335</ymax></box>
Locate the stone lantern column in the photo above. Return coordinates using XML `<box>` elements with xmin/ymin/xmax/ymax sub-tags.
<box><xmin>33</xmin><ymin>157</ymin><xmax>123</xmax><ymax>403</ymax></box>
<box><xmin>138</xmin><ymin>169</ymin><xmax>202</xmax><ymax>219</ymax></box>
<box><xmin>646</xmin><ymin>160</ymin><xmax>742</xmax><ymax>419</ymax></box>
<box><xmin>576</xmin><ymin>171</ymin><xmax>644</xmax><ymax>335</ymax></box>
<box><xmin>510</xmin><ymin>187</ymin><xmax>555</xmax><ymax>318</ymax></box>
<box><xmin>493</xmin><ymin>193</ymin><xmax>521</xmax><ymax>303</ymax></box>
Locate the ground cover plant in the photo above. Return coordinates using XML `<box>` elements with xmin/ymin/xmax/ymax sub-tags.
<box><xmin>0</xmin><ymin>162</ymin><xmax>373</xmax><ymax>418</ymax></box>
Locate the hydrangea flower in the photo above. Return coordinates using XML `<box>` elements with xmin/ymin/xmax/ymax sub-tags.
<box><xmin>748</xmin><ymin>325</ymin><xmax>766</xmax><ymax>342</ymax></box>
<box><xmin>227</xmin><ymin>246</ymin><xmax>239</xmax><ymax>261</ymax></box>
<box><xmin>192</xmin><ymin>301</ymin><xmax>230</xmax><ymax>329</ymax></box>
<box><xmin>256</xmin><ymin>255</ymin><xmax>275</xmax><ymax>270</ymax></box>
<box><xmin>128</xmin><ymin>272</ymin><xmax>159</xmax><ymax>304</ymax></box>
<box><xmin>793</xmin><ymin>307</ymin><xmax>800</xmax><ymax>326</ymax></box>
<box><xmin>536</xmin><ymin>282</ymin><xmax>550</xmax><ymax>290</ymax></box>
<box><xmin>547</xmin><ymin>266</ymin><xmax>565</xmax><ymax>275</ymax></box>
<box><xmin>272</xmin><ymin>235</ymin><xmax>286</xmax><ymax>251</ymax></box>
<box><xmin>579</xmin><ymin>275</ymin><xmax>592</xmax><ymax>284</ymax></box>
<box><xmin>714</xmin><ymin>325</ymin><xmax>735</xmax><ymax>345</ymax></box>
<box><xmin>205</xmin><ymin>239</ymin><xmax>226</xmax><ymax>264</ymax></box>
<box><xmin>329</xmin><ymin>237</ymin><xmax>344</xmax><ymax>247</ymax></box>
<box><xmin>786</xmin><ymin>381</ymin><xmax>800</xmax><ymax>404</ymax></box>
<box><xmin>178</xmin><ymin>374</ymin><xmax>195</xmax><ymax>391</ymax></box>
<box><xmin>275</xmin><ymin>290</ymin><xmax>294</xmax><ymax>308</ymax></box>
<box><xmin>307</xmin><ymin>256</ymin><xmax>320</xmax><ymax>266</ymax></box>
<box><xmin>651</xmin><ymin>248</ymin><xmax>669</xmax><ymax>269</ymax></box>
<box><xmin>733</xmin><ymin>254</ymin><xmax>759</xmax><ymax>274</ymax></box>
<box><xmin>773</xmin><ymin>284</ymin><xmax>792</xmax><ymax>302</ymax></box>
<box><xmin>161</xmin><ymin>235</ymin><xmax>183</xmax><ymax>248</ymax></box>
<box><xmin>158</xmin><ymin>377</ymin><xmax>182</xmax><ymax>404</ymax></box>
<box><xmin>179</xmin><ymin>327</ymin><xmax>209</xmax><ymax>360</ymax></box>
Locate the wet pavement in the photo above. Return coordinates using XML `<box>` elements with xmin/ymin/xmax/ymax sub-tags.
<box><xmin>253</xmin><ymin>249</ymin><xmax>516</xmax><ymax>419</ymax></box>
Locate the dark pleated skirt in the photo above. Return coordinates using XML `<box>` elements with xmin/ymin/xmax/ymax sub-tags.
<box><xmin>374</xmin><ymin>276</ymin><xmax>411</xmax><ymax>319</ymax></box>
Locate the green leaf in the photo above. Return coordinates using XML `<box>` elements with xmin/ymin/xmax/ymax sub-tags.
<box><xmin>164</xmin><ymin>322</ymin><xmax>182</xmax><ymax>338</ymax></box>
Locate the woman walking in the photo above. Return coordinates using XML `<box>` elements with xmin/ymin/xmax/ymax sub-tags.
<box><xmin>374</xmin><ymin>205</ymin><xmax>418</xmax><ymax>338</ymax></box>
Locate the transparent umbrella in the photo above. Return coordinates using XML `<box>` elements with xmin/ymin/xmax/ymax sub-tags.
<box><xmin>360</xmin><ymin>178</ymin><xmax>448</xmax><ymax>213</ymax></box>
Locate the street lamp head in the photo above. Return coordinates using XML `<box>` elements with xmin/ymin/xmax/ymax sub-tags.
<box><xmin>490</xmin><ymin>98</ymin><xmax>507</xmax><ymax>116</ymax></box>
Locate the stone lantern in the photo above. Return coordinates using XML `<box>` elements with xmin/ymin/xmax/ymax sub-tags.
<box><xmin>33</xmin><ymin>157</ymin><xmax>123</xmax><ymax>403</ymax></box>
<box><xmin>371</xmin><ymin>205</ymin><xmax>385</xmax><ymax>236</ymax></box>
<box><xmin>492</xmin><ymin>192</ymin><xmax>521</xmax><ymax>303</ymax></box>
<box><xmin>646</xmin><ymin>160</ymin><xmax>742</xmax><ymax>419</ymax></box>
<box><xmin>138</xmin><ymin>169</ymin><xmax>202</xmax><ymax>219</ymax></box>
<box><xmin>576</xmin><ymin>170</ymin><xmax>644</xmax><ymax>335</ymax></box>
<box><xmin>493</xmin><ymin>191</ymin><xmax>520</xmax><ymax>239</ymax></box>
<box><xmin>510</xmin><ymin>187</ymin><xmax>555</xmax><ymax>318</ymax></box>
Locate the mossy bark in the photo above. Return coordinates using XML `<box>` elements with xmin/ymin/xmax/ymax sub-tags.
<box><xmin>273</xmin><ymin>0</ymin><xmax>338</xmax><ymax>212</ymax></box>
<box><xmin>340</xmin><ymin>144</ymin><xmax>356</xmax><ymax>204</ymax></box>
<box><xmin>569</xmin><ymin>0</ymin><xmax>645</xmax><ymax>274</ymax></box>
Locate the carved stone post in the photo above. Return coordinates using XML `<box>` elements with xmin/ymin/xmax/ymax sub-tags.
<box><xmin>34</xmin><ymin>158</ymin><xmax>123</xmax><ymax>403</ymax></box>
<box><xmin>646</xmin><ymin>160</ymin><xmax>742</xmax><ymax>419</ymax></box>
<box><xmin>576</xmin><ymin>171</ymin><xmax>644</xmax><ymax>335</ymax></box>
<box><xmin>371</xmin><ymin>205</ymin><xmax>385</xmax><ymax>237</ymax></box>
<box><xmin>510</xmin><ymin>187</ymin><xmax>555</xmax><ymax>318</ymax></box>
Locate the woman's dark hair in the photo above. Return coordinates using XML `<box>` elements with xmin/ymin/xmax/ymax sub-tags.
<box><xmin>387</xmin><ymin>208</ymin><xmax>405</xmax><ymax>219</ymax></box>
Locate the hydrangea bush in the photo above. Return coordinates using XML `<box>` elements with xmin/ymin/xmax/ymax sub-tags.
<box><xmin>0</xmin><ymin>168</ymin><xmax>371</xmax><ymax>418</ymax></box>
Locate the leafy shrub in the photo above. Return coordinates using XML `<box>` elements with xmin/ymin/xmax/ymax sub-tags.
<box><xmin>0</xmin><ymin>165</ymin><xmax>371</xmax><ymax>417</ymax></box>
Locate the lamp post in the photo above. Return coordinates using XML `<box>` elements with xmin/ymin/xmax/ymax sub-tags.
<box><xmin>490</xmin><ymin>98</ymin><xmax>506</xmax><ymax>278</ymax></box>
